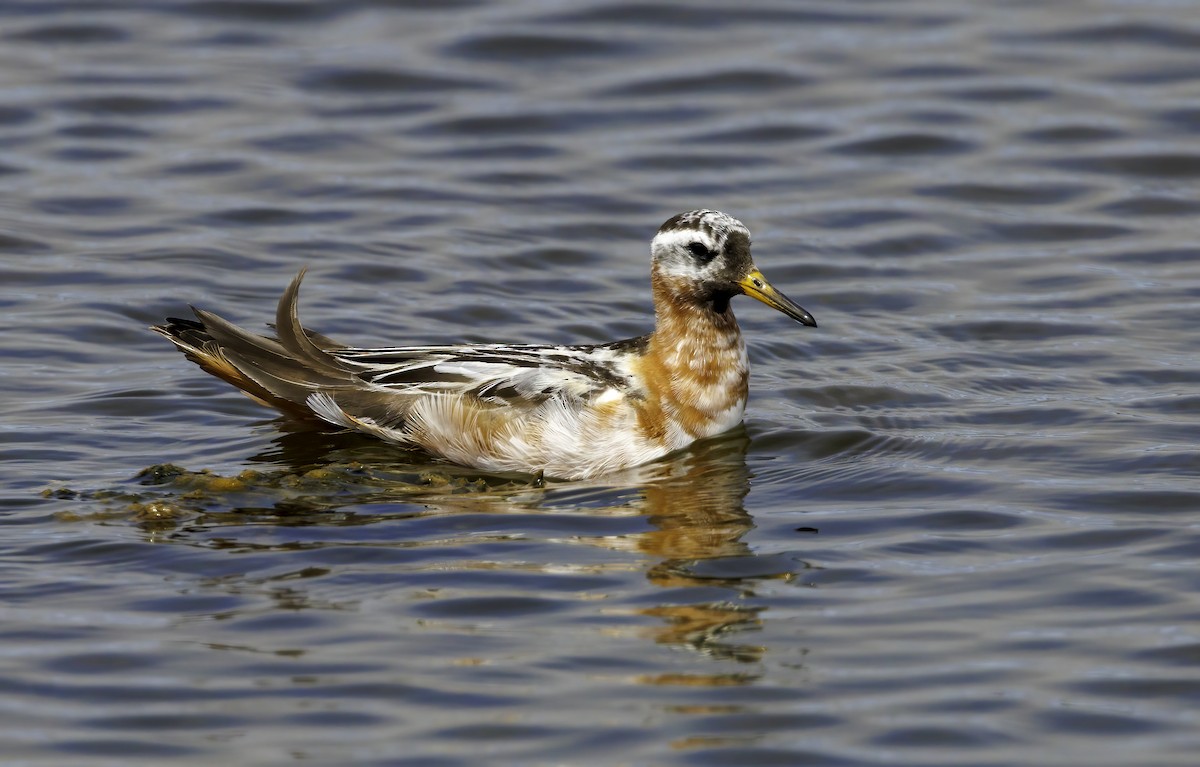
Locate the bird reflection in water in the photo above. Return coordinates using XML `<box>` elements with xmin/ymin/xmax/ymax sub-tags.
<box><xmin>259</xmin><ymin>423</ymin><xmax>799</xmax><ymax>673</ymax></box>
<box><xmin>88</xmin><ymin>421</ymin><xmax>811</xmax><ymax>677</ymax></box>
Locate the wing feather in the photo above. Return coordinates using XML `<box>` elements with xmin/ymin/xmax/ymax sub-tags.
<box><xmin>332</xmin><ymin>342</ymin><xmax>635</xmax><ymax>410</ymax></box>
<box><xmin>157</xmin><ymin>266</ymin><xmax>649</xmax><ymax>446</ymax></box>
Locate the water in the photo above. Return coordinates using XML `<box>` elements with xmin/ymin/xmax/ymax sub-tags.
<box><xmin>2</xmin><ymin>1</ymin><xmax>1199</xmax><ymax>764</ymax></box>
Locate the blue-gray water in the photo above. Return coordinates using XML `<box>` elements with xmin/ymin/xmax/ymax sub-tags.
<box><xmin>2</xmin><ymin>1</ymin><xmax>1199</xmax><ymax>765</ymax></box>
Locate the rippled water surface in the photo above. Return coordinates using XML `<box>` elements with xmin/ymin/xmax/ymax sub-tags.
<box><xmin>3</xmin><ymin>1</ymin><xmax>1200</xmax><ymax>764</ymax></box>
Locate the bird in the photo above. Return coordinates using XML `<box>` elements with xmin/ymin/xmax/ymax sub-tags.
<box><xmin>153</xmin><ymin>209</ymin><xmax>817</xmax><ymax>480</ymax></box>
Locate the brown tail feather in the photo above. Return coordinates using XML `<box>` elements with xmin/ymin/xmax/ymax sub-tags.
<box><xmin>152</xmin><ymin>270</ymin><xmax>353</xmax><ymax>419</ymax></box>
<box><xmin>274</xmin><ymin>268</ymin><xmax>347</xmax><ymax>369</ymax></box>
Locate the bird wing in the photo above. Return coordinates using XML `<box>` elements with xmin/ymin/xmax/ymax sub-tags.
<box><xmin>156</xmin><ymin>267</ymin><xmax>649</xmax><ymax>445</ymax></box>
<box><xmin>334</xmin><ymin>342</ymin><xmax>637</xmax><ymax>409</ymax></box>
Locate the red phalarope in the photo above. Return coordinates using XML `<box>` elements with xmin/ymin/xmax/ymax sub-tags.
<box><xmin>154</xmin><ymin>210</ymin><xmax>817</xmax><ymax>480</ymax></box>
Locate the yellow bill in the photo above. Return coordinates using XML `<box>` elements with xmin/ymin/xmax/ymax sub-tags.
<box><xmin>739</xmin><ymin>268</ymin><xmax>817</xmax><ymax>327</ymax></box>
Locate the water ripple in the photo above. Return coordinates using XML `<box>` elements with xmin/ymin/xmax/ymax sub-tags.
<box><xmin>3</xmin><ymin>1</ymin><xmax>1200</xmax><ymax>765</ymax></box>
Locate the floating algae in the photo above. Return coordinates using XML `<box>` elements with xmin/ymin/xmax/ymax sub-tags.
<box><xmin>44</xmin><ymin>460</ymin><xmax>541</xmax><ymax>529</ymax></box>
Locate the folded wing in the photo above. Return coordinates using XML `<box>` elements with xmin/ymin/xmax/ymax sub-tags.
<box><xmin>154</xmin><ymin>271</ymin><xmax>636</xmax><ymax>440</ymax></box>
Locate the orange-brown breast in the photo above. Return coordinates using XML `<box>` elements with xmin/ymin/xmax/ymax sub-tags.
<box><xmin>631</xmin><ymin>290</ymin><xmax>749</xmax><ymax>447</ymax></box>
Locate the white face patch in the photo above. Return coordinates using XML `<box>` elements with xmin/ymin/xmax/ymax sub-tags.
<box><xmin>649</xmin><ymin>211</ymin><xmax>752</xmax><ymax>284</ymax></box>
<box><xmin>650</xmin><ymin>229</ymin><xmax>723</xmax><ymax>281</ymax></box>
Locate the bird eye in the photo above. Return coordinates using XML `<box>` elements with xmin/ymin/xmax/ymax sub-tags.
<box><xmin>686</xmin><ymin>241</ymin><xmax>713</xmax><ymax>262</ymax></box>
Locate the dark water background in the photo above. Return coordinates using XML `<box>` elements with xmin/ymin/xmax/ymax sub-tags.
<box><xmin>2</xmin><ymin>1</ymin><xmax>1200</xmax><ymax>764</ymax></box>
